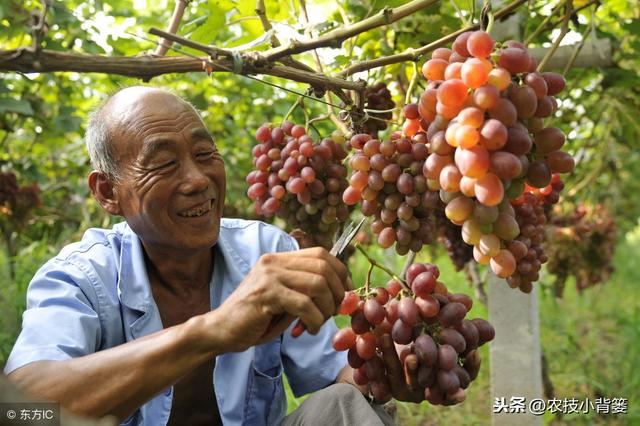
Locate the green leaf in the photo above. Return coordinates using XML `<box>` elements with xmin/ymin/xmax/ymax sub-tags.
<box><xmin>189</xmin><ymin>3</ymin><xmax>229</xmax><ymax>46</ymax></box>
<box><xmin>333</xmin><ymin>55</ymin><xmax>350</xmax><ymax>66</ymax></box>
<box><xmin>0</xmin><ymin>98</ymin><xmax>34</xmax><ymax>116</ymax></box>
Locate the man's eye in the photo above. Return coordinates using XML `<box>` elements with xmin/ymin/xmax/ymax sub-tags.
<box><xmin>155</xmin><ymin>160</ymin><xmax>177</xmax><ymax>170</ymax></box>
<box><xmin>197</xmin><ymin>151</ymin><xmax>214</xmax><ymax>158</ymax></box>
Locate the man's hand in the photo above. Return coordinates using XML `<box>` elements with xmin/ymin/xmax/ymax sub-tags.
<box><xmin>208</xmin><ymin>247</ymin><xmax>351</xmax><ymax>352</ymax></box>
<box><xmin>335</xmin><ymin>334</ymin><xmax>427</xmax><ymax>404</ymax></box>
<box><xmin>379</xmin><ymin>334</ymin><xmax>424</xmax><ymax>403</ymax></box>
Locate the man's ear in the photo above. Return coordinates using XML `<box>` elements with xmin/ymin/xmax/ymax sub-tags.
<box><xmin>88</xmin><ymin>171</ymin><xmax>123</xmax><ymax>216</ymax></box>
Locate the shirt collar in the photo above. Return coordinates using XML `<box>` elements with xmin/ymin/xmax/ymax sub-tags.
<box><xmin>117</xmin><ymin>223</ymin><xmax>154</xmax><ymax>314</ymax></box>
<box><xmin>115</xmin><ymin>220</ymin><xmax>251</xmax><ymax>315</ymax></box>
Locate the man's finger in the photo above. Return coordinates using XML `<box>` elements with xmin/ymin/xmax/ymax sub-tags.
<box><xmin>261</xmin><ymin>314</ymin><xmax>295</xmax><ymax>342</ymax></box>
<box><xmin>278</xmin><ymin>270</ymin><xmax>337</xmax><ymax>319</ymax></box>
<box><xmin>302</xmin><ymin>258</ymin><xmax>346</xmax><ymax>310</ymax></box>
<box><xmin>404</xmin><ymin>353</ymin><xmax>420</xmax><ymax>391</ymax></box>
<box><xmin>297</xmin><ymin>247</ymin><xmax>350</xmax><ymax>287</ymax></box>
<box><xmin>274</xmin><ymin>286</ymin><xmax>325</xmax><ymax>334</ymax></box>
<box><xmin>266</xmin><ymin>251</ymin><xmax>347</xmax><ymax>308</ymax></box>
<box><xmin>380</xmin><ymin>334</ymin><xmax>406</xmax><ymax>395</ymax></box>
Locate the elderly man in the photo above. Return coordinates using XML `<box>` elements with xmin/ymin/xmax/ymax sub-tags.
<box><xmin>4</xmin><ymin>87</ymin><xmax>419</xmax><ymax>425</ymax></box>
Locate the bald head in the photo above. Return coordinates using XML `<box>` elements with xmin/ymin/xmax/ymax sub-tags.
<box><xmin>85</xmin><ymin>86</ymin><xmax>201</xmax><ymax>183</ymax></box>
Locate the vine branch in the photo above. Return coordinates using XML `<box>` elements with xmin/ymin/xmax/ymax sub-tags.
<box><xmin>255</xmin><ymin>0</ymin><xmax>280</xmax><ymax>48</ymax></box>
<box><xmin>466</xmin><ymin>262</ymin><xmax>488</xmax><ymax>306</ymax></box>
<box><xmin>537</xmin><ymin>2</ymin><xmax>573</xmax><ymax>73</ymax></box>
<box><xmin>562</xmin><ymin>24</ymin><xmax>592</xmax><ymax>75</ymax></box>
<box><xmin>0</xmin><ymin>48</ymin><xmax>365</xmax><ymax>93</ymax></box>
<box><xmin>148</xmin><ymin>27</ymin><xmax>353</xmax><ymax>104</ymax></box>
<box><xmin>154</xmin><ymin>0</ymin><xmax>190</xmax><ymax>56</ymax></box>
<box><xmin>339</xmin><ymin>0</ymin><xmax>528</xmax><ymax>77</ymax></box>
<box><xmin>297</xmin><ymin>0</ymin><xmax>351</xmax><ymax>135</ymax></box>
<box><xmin>262</xmin><ymin>0</ymin><xmax>440</xmax><ymax>62</ymax></box>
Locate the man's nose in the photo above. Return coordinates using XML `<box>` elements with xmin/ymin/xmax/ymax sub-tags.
<box><xmin>180</xmin><ymin>160</ymin><xmax>209</xmax><ymax>194</ymax></box>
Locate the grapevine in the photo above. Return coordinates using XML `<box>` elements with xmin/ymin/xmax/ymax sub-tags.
<box><xmin>546</xmin><ymin>204</ymin><xmax>617</xmax><ymax>297</ymax></box>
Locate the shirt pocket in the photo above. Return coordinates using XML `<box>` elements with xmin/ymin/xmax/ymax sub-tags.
<box><xmin>245</xmin><ymin>341</ymin><xmax>286</xmax><ymax>426</ymax></box>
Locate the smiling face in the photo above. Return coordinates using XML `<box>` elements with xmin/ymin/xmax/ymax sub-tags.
<box><xmin>104</xmin><ymin>87</ymin><xmax>226</xmax><ymax>253</ymax></box>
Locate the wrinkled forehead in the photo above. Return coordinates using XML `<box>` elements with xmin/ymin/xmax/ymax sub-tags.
<box><xmin>105</xmin><ymin>88</ymin><xmax>199</xmax><ymax>130</ymax></box>
<box><xmin>103</xmin><ymin>88</ymin><xmax>206</xmax><ymax>154</ymax></box>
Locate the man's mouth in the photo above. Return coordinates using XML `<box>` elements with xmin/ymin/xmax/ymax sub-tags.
<box><xmin>178</xmin><ymin>200</ymin><xmax>213</xmax><ymax>218</ymax></box>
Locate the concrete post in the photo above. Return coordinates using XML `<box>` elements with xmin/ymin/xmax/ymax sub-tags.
<box><xmin>488</xmin><ymin>273</ymin><xmax>543</xmax><ymax>426</ymax></box>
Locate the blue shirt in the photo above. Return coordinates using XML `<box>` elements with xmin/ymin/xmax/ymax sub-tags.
<box><xmin>4</xmin><ymin>219</ymin><xmax>347</xmax><ymax>425</ymax></box>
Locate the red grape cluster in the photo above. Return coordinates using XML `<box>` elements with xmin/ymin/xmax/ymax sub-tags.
<box><xmin>0</xmin><ymin>171</ymin><xmax>41</xmax><ymax>224</ymax></box>
<box><xmin>498</xmin><ymin>192</ymin><xmax>548</xmax><ymax>293</ymax></box>
<box><xmin>418</xmin><ymin>30</ymin><xmax>574</xmax><ymax>280</ymax></box>
<box><xmin>342</xmin><ymin>130</ymin><xmax>435</xmax><ymax>254</ymax></box>
<box><xmin>494</xmin><ymin>174</ymin><xmax>562</xmax><ymax>292</ymax></box>
<box><xmin>527</xmin><ymin>172</ymin><xmax>565</xmax><ymax>210</ymax></box>
<box><xmin>332</xmin><ymin>263</ymin><xmax>494</xmax><ymax>405</ymax></box>
<box><xmin>361</xmin><ymin>82</ymin><xmax>396</xmax><ymax>138</ymax></box>
<box><xmin>546</xmin><ymin>204</ymin><xmax>617</xmax><ymax>296</ymax></box>
<box><xmin>0</xmin><ymin>171</ymin><xmax>19</xmax><ymax>208</ymax></box>
<box><xmin>246</xmin><ymin>122</ymin><xmax>350</xmax><ymax>249</ymax></box>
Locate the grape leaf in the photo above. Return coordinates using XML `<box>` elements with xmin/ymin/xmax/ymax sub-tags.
<box><xmin>0</xmin><ymin>98</ymin><xmax>34</xmax><ymax>116</ymax></box>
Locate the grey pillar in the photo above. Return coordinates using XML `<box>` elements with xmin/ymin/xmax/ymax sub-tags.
<box><xmin>488</xmin><ymin>273</ymin><xmax>543</xmax><ymax>426</ymax></box>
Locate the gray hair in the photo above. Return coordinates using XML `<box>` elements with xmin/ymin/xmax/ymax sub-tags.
<box><xmin>85</xmin><ymin>101</ymin><xmax>122</xmax><ymax>184</ymax></box>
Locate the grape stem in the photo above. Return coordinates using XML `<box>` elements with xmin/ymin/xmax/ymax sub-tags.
<box><xmin>479</xmin><ymin>0</ymin><xmax>492</xmax><ymax>33</ymax></box>
<box><xmin>355</xmin><ymin>244</ymin><xmax>411</xmax><ymax>291</ymax></box>
<box><xmin>485</xmin><ymin>11</ymin><xmax>495</xmax><ymax>35</ymax></box>
<box><xmin>282</xmin><ymin>98</ymin><xmax>302</xmax><ymax>124</ymax></box>
<box><xmin>400</xmin><ymin>251</ymin><xmax>417</xmax><ymax>281</ymax></box>
<box><xmin>404</xmin><ymin>61</ymin><xmax>420</xmax><ymax>106</ymax></box>
<box><xmin>365</xmin><ymin>262</ymin><xmax>374</xmax><ymax>293</ymax></box>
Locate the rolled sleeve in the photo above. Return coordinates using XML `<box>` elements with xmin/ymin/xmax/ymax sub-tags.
<box><xmin>4</xmin><ymin>259</ymin><xmax>101</xmax><ymax>375</ymax></box>
<box><xmin>281</xmin><ymin>319</ymin><xmax>347</xmax><ymax>397</ymax></box>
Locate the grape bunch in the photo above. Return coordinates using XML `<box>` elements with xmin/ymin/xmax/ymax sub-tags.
<box><xmin>437</xmin><ymin>208</ymin><xmax>474</xmax><ymax>271</ymax></box>
<box><xmin>497</xmin><ymin>192</ymin><xmax>548</xmax><ymax>293</ymax></box>
<box><xmin>361</xmin><ymin>82</ymin><xmax>396</xmax><ymax>138</ymax></box>
<box><xmin>342</xmin><ymin>130</ymin><xmax>436</xmax><ymax>255</ymax></box>
<box><xmin>246</xmin><ymin>122</ymin><xmax>350</xmax><ymax>249</ymax></box>
<box><xmin>0</xmin><ymin>171</ymin><xmax>19</xmax><ymax>208</ymax></box>
<box><xmin>546</xmin><ymin>204</ymin><xmax>617</xmax><ymax>296</ymax></box>
<box><xmin>527</xmin><ymin>172</ymin><xmax>565</xmax><ymax>211</ymax></box>
<box><xmin>0</xmin><ymin>171</ymin><xmax>41</xmax><ymax>224</ymax></box>
<box><xmin>418</xmin><ymin>30</ymin><xmax>574</xmax><ymax>281</ymax></box>
<box><xmin>332</xmin><ymin>262</ymin><xmax>494</xmax><ymax>405</ymax></box>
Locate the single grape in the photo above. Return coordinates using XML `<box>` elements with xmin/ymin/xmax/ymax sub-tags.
<box><xmin>438</xmin><ymin>344</ymin><xmax>458</xmax><ymax>370</ymax></box>
<box><xmin>415</xmin><ymin>334</ymin><xmax>439</xmax><ymax>366</ymax></box>
<box><xmin>332</xmin><ymin>328</ymin><xmax>357</xmax><ymax>351</ymax></box>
